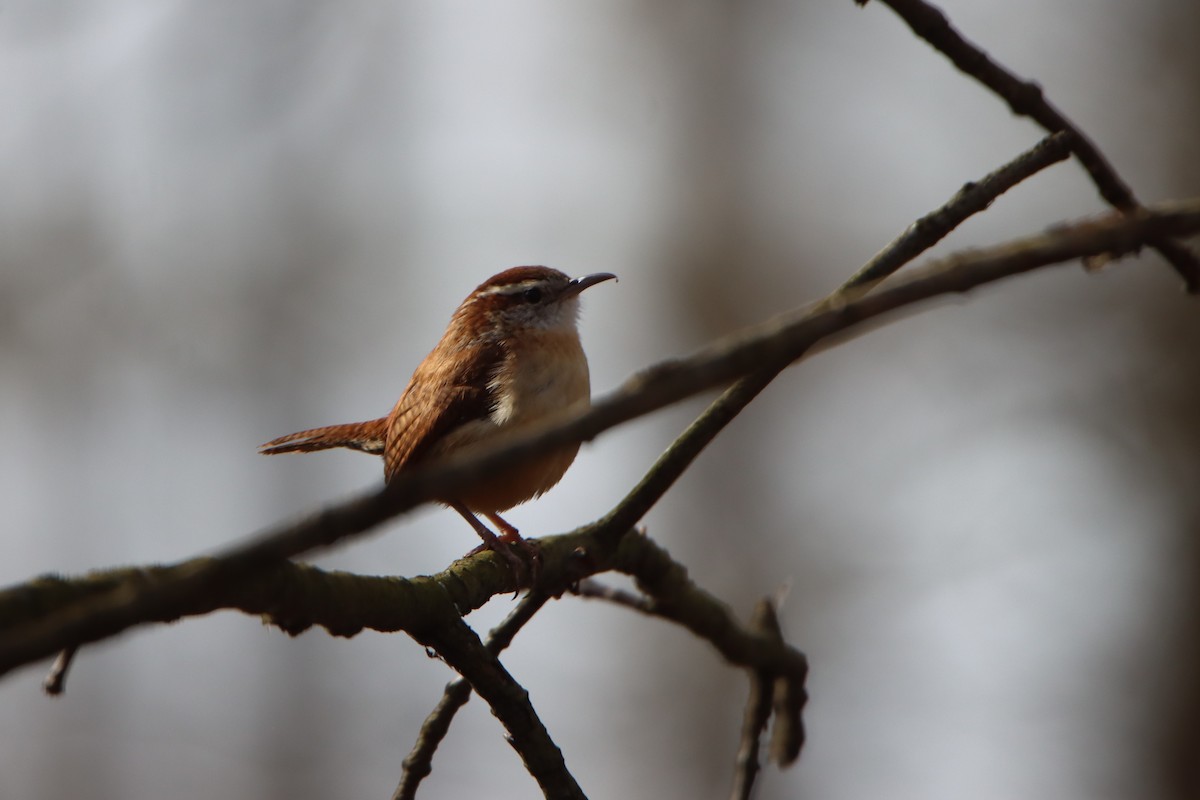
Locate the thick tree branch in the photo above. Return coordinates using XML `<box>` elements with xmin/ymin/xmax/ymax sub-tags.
<box><xmin>3</xmin><ymin>531</ymin><xmax>811</xmax><ymax>784</ymax></box>
<box><xmin>856</xmin><ymin>0</ymin><xmax>1200</xmax><ymax>291</ymax></box>
<box><xmin>2</xmin><ymin>199</ymin><xmax>1199</xmax><ymax>679</ymax></box>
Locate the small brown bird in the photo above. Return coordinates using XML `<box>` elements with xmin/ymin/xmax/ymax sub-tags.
<box><xmin>260</xmin><ymin>266</ymin><xmax>615</xmax><ymax>575</ymax></box>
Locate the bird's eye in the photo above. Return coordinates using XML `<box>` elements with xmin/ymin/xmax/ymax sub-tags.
<box><xmin>522</xmin><ymin>287</ymin><xmax>543</xmax><ymax>303</ymax></box>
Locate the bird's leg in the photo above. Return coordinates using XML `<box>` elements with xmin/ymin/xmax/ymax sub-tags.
<box><xmin>449</xmin><ymin>502</ymin><xmax>532</xmax><ymax>588</ymax></box>
<box><xmin>486</xmin><ymin>511</ymin><xmax>543</xmax><ymax>582</ymax></box>
<box><xmin>484</xmin><ymin>512</ymin><xmax>522</xmax><ymax>542</ymax></box>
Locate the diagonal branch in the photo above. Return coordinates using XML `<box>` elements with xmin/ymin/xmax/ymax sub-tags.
<box><xmin>2</xmin><ymin>199</ymin><xmax>1199</xmax><ymax>678</ymax></box>
<box><xmin>594</xmin><ymin>131</ymin><xmax>1076</xmax><ymax>545</ymax></box>
<box><xmin>406</xmin><ymin>599</ymin><xmax>585</xmax><ymax>800</ymax></box>
<box><xmin>856</xmin><ymin>0</ymin><xmax>1200</xmax><ymax>291</ymax></box>
<box><xmin>846</xmin><ymin>130</ymin><xmax>1072</xmax><ymax>289</ymax></box>
<box><xmin>393</xmin><ymin>592</ymin><xmax>549</xmax><ymax>800</ymax></box>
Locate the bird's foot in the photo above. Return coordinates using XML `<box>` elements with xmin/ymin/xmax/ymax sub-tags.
<box><xmin>466</xmin><ymin>535</ymin><xmax>541</xmax><ymax>594</ymax></box>
<box><xmin>452</xmin><ymin>505</ymin><xmax>544</xmax><ymax>596</ymax></box>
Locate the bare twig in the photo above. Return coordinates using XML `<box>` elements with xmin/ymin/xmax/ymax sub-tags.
<box><xmin>3</xmin><ymin>199</ymin><xmax>1199</xmax><ymax>679</ymax></box>
<box><xmin>856</xmin><ymin>0</ymin><xmax>1200</xmax><ymax>291</ymax></box>
<box><xmin>394</xmin><ymin>592</ymin><xmax>549</xmax><ymax>800</ymax></box>
<box><xmin>573</xmin><ymin>578</ymin><xmax>657</xmax><ymax>614</ymax></box>
<box><xmin>731</xmin><ymin>667</ymin><xmax>772</xmax><ymax>800</ymax></box>
<box><xmin>730</xmin><ymin>601</ymin><xmax>785</xmax><ymax>800</ymax></box>
<box><xmin>846</xmin><ymin>130</ymin><xmax>1073</xmax><ymax>289</ymax></box>
<box><xmin>41</xmin><ymin>646</ymin><xmax>77</xmax><ymax>696</ymax></box>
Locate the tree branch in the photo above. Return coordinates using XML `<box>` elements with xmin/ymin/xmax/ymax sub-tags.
<box><xmin>3</xmin><ymin>530</ymin><xmax>810</xmax><ymax>796</ymax></box>
<box><xmin>730</xmin><ymin>601</ymin><xmax>787</xmax><ymax>800</ymax></box>
<box><xmin>2</xmin><ymin>198</ymin><xmax>1198</xmax><ymax>679</ymax></box>
<box><xmin>593</xmin><ymin>133</ymin><xmax>1079</xmax><ymax>546</ymax></box>
<box><xmin>393</xmin><ymin>592</ymin><xmax>549</xmax><ymax>800</ymax></box>
<box><xmin>846</xmin><ymin>130</ymin><xmax>1073</xmax><ymax>289</ymax></box>
<box><xmin>406</xmin><ymin>600</ymin><xmax>585</xmax><ymax>800</ymax></box>
<box><xmin>856</xmin><ymin>0</ymin><xmax>1200</xmax><ymax>291</ymax></box>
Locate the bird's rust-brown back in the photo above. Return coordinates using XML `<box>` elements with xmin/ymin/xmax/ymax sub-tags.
<box><xmin>383</xmin><ymin>338</ymin><xmax>506</xmax><ymax>482</ymax></box>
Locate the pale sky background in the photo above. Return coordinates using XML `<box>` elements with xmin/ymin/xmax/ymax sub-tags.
<box><xmin>1</xmin><ymin>2</ymin><xmax>1199</xmax><ymax>799</ymax></box>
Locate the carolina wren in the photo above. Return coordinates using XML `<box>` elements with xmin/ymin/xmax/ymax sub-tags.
<box><xmin>260</xmin><ymin>266</ymin><xmax>615</xmax><ymax>575</ymax></box>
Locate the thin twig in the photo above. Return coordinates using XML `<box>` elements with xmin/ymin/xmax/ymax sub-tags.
<box><xmin>729</xmin><ymin>601</ymin><xmax>784</xmax><ymax>800</ymax></box>
<box><xmin>3</xmin><ymin>200</ymin><xmax>1199</xmax><ymax>677</ymax></box>
<box><xmin>857</xmin><ymin>0</ymin><xmax>1200</xmax><ymax>291</ymax></box>
<box><xmin>393</xmin><ymin>592</ymin><xmax>549</xmax><ymax>800</ymax></box>
<box><xmin>731</xmin><ymin>667</ymin><xmax>772</xmax><ymax>800</ymax></box>
<box><xmin>846</xmin><ymin>130</ymin><xmax>1073</xmax><ymax>288</ymax></box>
<box><xmin>573</xmin><ymin>578</ymin><xmax>657</xmax><ymax>614</ymax></box>
<box><xmin>41</xmin><ymin>646</ymin><xmax>77</xmax><ymax>696</ymax></box>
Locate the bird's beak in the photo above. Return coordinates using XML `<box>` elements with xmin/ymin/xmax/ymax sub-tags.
<box><xmin>562</xmin><ymin>272</ymin><xmax>617</xmax><ymax>299</ymax></box>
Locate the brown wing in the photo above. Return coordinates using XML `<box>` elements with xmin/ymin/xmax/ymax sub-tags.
<box><xmin>384</xmin><ymin>340</ymin><xmax>506</xmax><ymax>483</ymax></box>
<box><xmin>260</xmin><ymin>418</ymin><xmax>388</xmax><ymax>455</ymax></box>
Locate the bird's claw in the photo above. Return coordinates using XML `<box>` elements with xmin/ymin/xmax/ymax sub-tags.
<box><xmin>467</xmin><ymin>537</ymin><xmax>541</xmax><ymax>597</ymax></box>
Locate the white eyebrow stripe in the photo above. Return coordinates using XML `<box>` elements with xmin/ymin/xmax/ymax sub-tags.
<box><xmin>476</xmin><ymin>279</ymin><xmax>546</xmax><ymax>297</ymax></box>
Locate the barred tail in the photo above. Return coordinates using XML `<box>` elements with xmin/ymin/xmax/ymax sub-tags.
<box><xmin>259</xmin><ymin>418</ymin><xmax>388</xmax><ymax>456</ymax></box>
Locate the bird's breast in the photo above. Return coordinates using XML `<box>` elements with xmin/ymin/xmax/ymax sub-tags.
<box><xmin>488</xmin><ymin>329</ymin><xmax>590</xmax><ymax>428</ymax></box>
<box><xmin>432</xmin><ymin>329</ymin><xmax>590</xmax><ymax>512</ymax></box>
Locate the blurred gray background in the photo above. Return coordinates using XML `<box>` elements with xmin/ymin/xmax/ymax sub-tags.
<box><xmin>2</xmin><ymin>2</ymin><xmax>1199</xmax><ymax>799</ymax></box>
